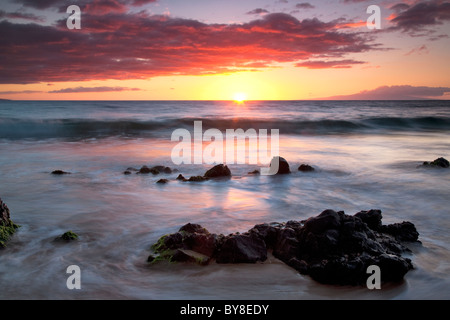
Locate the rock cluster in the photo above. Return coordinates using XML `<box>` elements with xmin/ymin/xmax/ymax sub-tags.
<box><xmin>149</xmin><ymin>209</ymin><xmax>419</xmax><ymax>285</ymax></box>
<box><xmin>422</xmin><ymin>157</ymin><xmax>449</xmax><ymax>168</ymax></box>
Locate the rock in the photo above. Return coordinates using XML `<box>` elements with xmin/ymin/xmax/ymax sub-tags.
<box><xmin>380</xmin><ymin>221</ymin><xmax>419</xmax><ymax>242</ymax></box>
<box><xmin>248</xmin><ymin>223</ymin><xmax>281</xmax><ymax>247</ymax></box>
<box><xmin>269</xmin><ymin>156</ymin><xmax>290</xmax><ymax>174</ymax></box>
<box><xmin>354</xmin><ymin>209</ymin><xmax>383</xmax><ymax>231</ymax></box>
<box><xmin>151</xmin><ymin>166</ymin><xmax>173</xmax><ymax>174</ymax></box>
<box><xmin>56</xmin><ymin>230</ymin><xmax>78</xmax><ymax>241</ymax></box>
<box><xmin>51</xmin><ymin>170</ymin><xmax>71</xmax><ymax>175</ymax></box>
<box><xmin>179</xmin><ymin>223</ymin><xmax>209</xmax><ymax>234</ymax></box>
<box><xmin>422</xmin><ymin>157</ymin><xmax>449</xmax><ymax>168</ymax></box>
<box><xmin>176</xmin><ymin>174</ymin><xmax>187</xmax><ymax>181</ymax></box>
<box><xmin>298</xmin><ymin>164</ymin><xmax>315</xmax><ymax>172</ymax></box>
<box><xmin>0</xmin><ymin>198</ymin><xmax>19</xmax><ymax>248</ymax></box>
<box><xmin>149</xmin><ymin>209</ymin><xmax>420</xmax><ymax>285</ymax></box>
<box><xmin>248</xmin><ymin>170</ymin><xmax>260</xmax><ymax>175</ymax></box>
<box><xmin>123</xmin><ymin>170</ymin><xmax>132</xmax><ymax>175</ymax></box>
<box><xmin>172</xmin><ymin>249</ymin><xmax>211</xmax><ymax>265</ymax></box>
<box><xmin>216</xmin><ymin>234</ymin><xmax>267</xmax><ymax>263</ymax></box>
<box><xmin>303</xmin><ymin>209</ymin><xmax>341</xmax><ymax>234</ymax></box>
<box><xmin>156</xmin><ymin>179</ymin><xmax>169</xmax><ymax>184</ymax></box>
<box><xmin>204</xmin><ymin>164</ymin><xmax>231</xmax><ymax>178</ymax></box>
<box><xmin>137</xmin><ymin>165</ymin><xmax>159</xmax><ymax>174</ymax></box>
<box><xmin>150</xmin><ymin>224</ymin><xmax>217</xmax><ymax>264</ymax></box>
<box><xmin>187</xmin><ymin>176</ymin><xmax>209</xmax><ymax>182</ymax></box>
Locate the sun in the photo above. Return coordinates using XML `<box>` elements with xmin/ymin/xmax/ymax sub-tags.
<box><xmin>233</xmin><ymin>92</ymin><xmax>247</xmax><ymax>103</ymax></box>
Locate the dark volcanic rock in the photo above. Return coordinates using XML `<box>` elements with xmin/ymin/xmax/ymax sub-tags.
<box><xmin>176</xmin><ymin>174</ymin><xmax>187</xmax><ymax>181</ymax></box>
<box><xmin>380</xmin><ymin>221</ymin><xmax>419</xmax><ymax>242</ymax></box>
<box><xmin>269</xmin><ymin>156</ymin><xmax>290</xmax><ymax>174</ymax></box>
<box><xmin>156</xmin><ymin>179</ymin><xmax>169</xmax><ymax>184</ymax></box>
<box><xmin>51</xmin><ymin>170</ymin><xmax>71</xmax><ymax>175</ymax></box>
<box><xmin>298</xmin><ymin>164</ymin><xmax>315</xmax><ymax>172</ymax></box>
<box><xmin>216</xmin><ymin>234</ymin><xmax>267</xmax><ymax>263</ymax></box>
<box><xmin>187</xmin><ymin>176</ymin><xmax>209</xmax><ymax>182</ymax></box>
<box><xmin>149</xmin><ymin>209</ymin><xmax>420</xmax><ymax>285</ymax></box>
<box><xmin>204</xmin><ymin>164</ymin><xmax>231</xmax><ymax>178</ymax></box>
<box><xmin>422</xmin><ymin>157</ymin><xmax>449</xmax><ymax>168</ymax></box>
<box><xmin>354</xmin><ymin>209</ymin><xmax>383</xmax><ymax>231</ymax></box>
<box><xmin>137</xmin><ymin>165</ymin><xmax>159</xmax><ymax>174</ymax></box>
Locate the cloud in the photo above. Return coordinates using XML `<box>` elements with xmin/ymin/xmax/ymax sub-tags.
<box><xmin>320</xmin><ymin>85</ymin><xmax>450</xmax><ymax>100</ymax></box>
<box><xmin>295</xmin><ymin>3</ymin><xmax>314</xmax><ymax>9</ymax></box>
<box><xmin>13</xmin><ymin>0</ymin><xmax>157</xmax><ymax>12</ymax></box>
<box><xmin>48</xmin><ymin>86</ymin><xmax>142</xmax><ymax>93</ymax></box>
<box><xmin>404</xmin><ymin>45</ymin><xmax>429</xmax><ymax>56</ymax></box>
<box><xmin>295</xmin><ymin>59</ymin><xmax>365</xmax><ymax>69</ymax></box>
<box><xmin>0</xmin><ymin>12</ymin><xmax>380</xmax><ymax>84</ymax></box>
<box><xmin>246</xmin><ymin>8</ymin><xmax>270</xmax><ymax>15</ymax></box>
<box><xmin>0</xmin><ymin>90</ymin><xmax>43</xmax><ymax>94</ymax></box>
<box><xmin>389</xmin><ymin>0</ymin><xmax>450</xmax><ymax>34</ymax></box>
<box><xmin>0</xmin><ymin>10</ymin><xmax>45</xmax><ymax>22</ymax></box>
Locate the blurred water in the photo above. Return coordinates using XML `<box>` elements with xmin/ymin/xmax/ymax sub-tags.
<box><xmin>0</xmin><ymin>100</ymin><xmax>449</xmax><ymax>299</ymax></box>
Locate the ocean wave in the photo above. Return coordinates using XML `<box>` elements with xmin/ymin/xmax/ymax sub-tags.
<box><xmin>0</xmin><ymin>116</ymin><xmax>449</xmax><ymax>140</ymax></box>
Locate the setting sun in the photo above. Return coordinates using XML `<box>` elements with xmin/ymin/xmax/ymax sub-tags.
<box><xmin>233</xmin><ymin>92</ymin><xmax>247</xmax><ymax>102</ymax></box>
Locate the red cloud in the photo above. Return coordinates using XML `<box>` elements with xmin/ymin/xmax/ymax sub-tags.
<box><xmin>48</xmin><ymin>86</ymin><xmax>142</xmax><ymax>93</ymax></box>
<box><xmin>0</xmin><ymin>12</ymin><xmax>379</xmax><ymax>84</ymax></box>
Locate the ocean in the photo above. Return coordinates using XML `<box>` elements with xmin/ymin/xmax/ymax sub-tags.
<box><xmin>0</xmin><ymin>100</ymin><xmax>449</xmax><ymax>299</ymax></box>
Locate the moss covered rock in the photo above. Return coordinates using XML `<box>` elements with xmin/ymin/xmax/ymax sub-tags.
<box><xmin>0</xmin><ymin>198</ymin><xmax>20</xmax><ymax>248</ymax></box>
<box><xmin>56</xmin><ymin>230</ymin><xmax>79</xmax><ymax>241</ymax></box>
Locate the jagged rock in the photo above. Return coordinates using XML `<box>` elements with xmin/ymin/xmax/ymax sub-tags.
<box><xmin>176</xmin><ymin>174</ymin><xmax>187</xmax><ymax>181</ymax></box>
<box><xmin>149</xmin><ymin>209</ymin><xmax>420</xmax><ymax>285</ymax></box>
<box><xmin>380</xmin><ymin>221</ymin><xmax>419</xmax><ymax>242</ymax></box>
<box><xmin>422</xmin><ymin>157</ymin><xmax>449</xmax><ymax>168</ymax></box>
<box><xmin>0</xmin><ymin>198</ymin><xmax>19</xmax><ymax>248</ymax></box>
<box><xmin>204</xmin><ymin>164</ymin><xmax>231</xmax><ymax>178</ymax></box>
<box><xmin>354</xmin><ymin>209</ymin><xmax>383</xmax><ymax>231</ymax></box>
<box><xmin>216</xmin><ymin>234</ymin><xmax>267</xmax><ymax>263</ymax></box>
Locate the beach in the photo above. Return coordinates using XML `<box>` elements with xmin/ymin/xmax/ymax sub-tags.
<box><xmin>0</xmin><ymin>100</ymin><xmax>449</xmax><ymax>299</ymax></box>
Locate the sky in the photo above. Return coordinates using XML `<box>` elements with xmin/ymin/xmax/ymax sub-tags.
<box><xmin>0</xmin><ymin>0</ymin><xmax>449</xmax><ymax>100</ymax></box>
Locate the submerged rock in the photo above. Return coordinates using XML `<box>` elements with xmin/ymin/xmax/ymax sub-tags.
<box><xmin>176</xmin><ymin>174</ymin><xmax>187</xmax><ymax>181</ymax></box>
<box><xmin>298</xmin><ymin>164</ymin><xmax>315</xmax><ymax>172</ymax></box>
<box><xmin>149</xmin><ymin>209</ymin><xmax>420</xmax><ymax>286</ymax></box>
<box><xmin>55</xmin><ymin>230</ymin><xmax>79</xmax><ymax>241</ymax></box>
<box><xmin>0</xmin><ymin>198</ymin><xmax>20</xmax><ymax>248</ymax></box>
<box><xmin>137</xmin><ymin>166</ymin><xmax>159</xmax><ymax>174</ymax></box>
<box><xmin>422</xmin><ymin>157</ymin><xmax>449</xmax><ymax>168</ymax></box>
<box><xmin>204</xmin><ymin>164</ymin><xmax>231</xmax><ymax>178</ymax></box>
<box><xmin>156</xmin><ymin>179</ymin><xmax>169</xmax><ymax>184</ymax></box>
<box><xmin>248</xmin><ymin>169</ymin><xmax>260</xmax><ymax>175</ymax></box>
<box><xmin>187</xmin><ymin>176</ymin><xmax>209</xmax><ymax>182</ymax></box>
<box><xmin>51</xmin><ymin>170</ymin><xmax>71</xmax><ymax>175</ymax></box>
